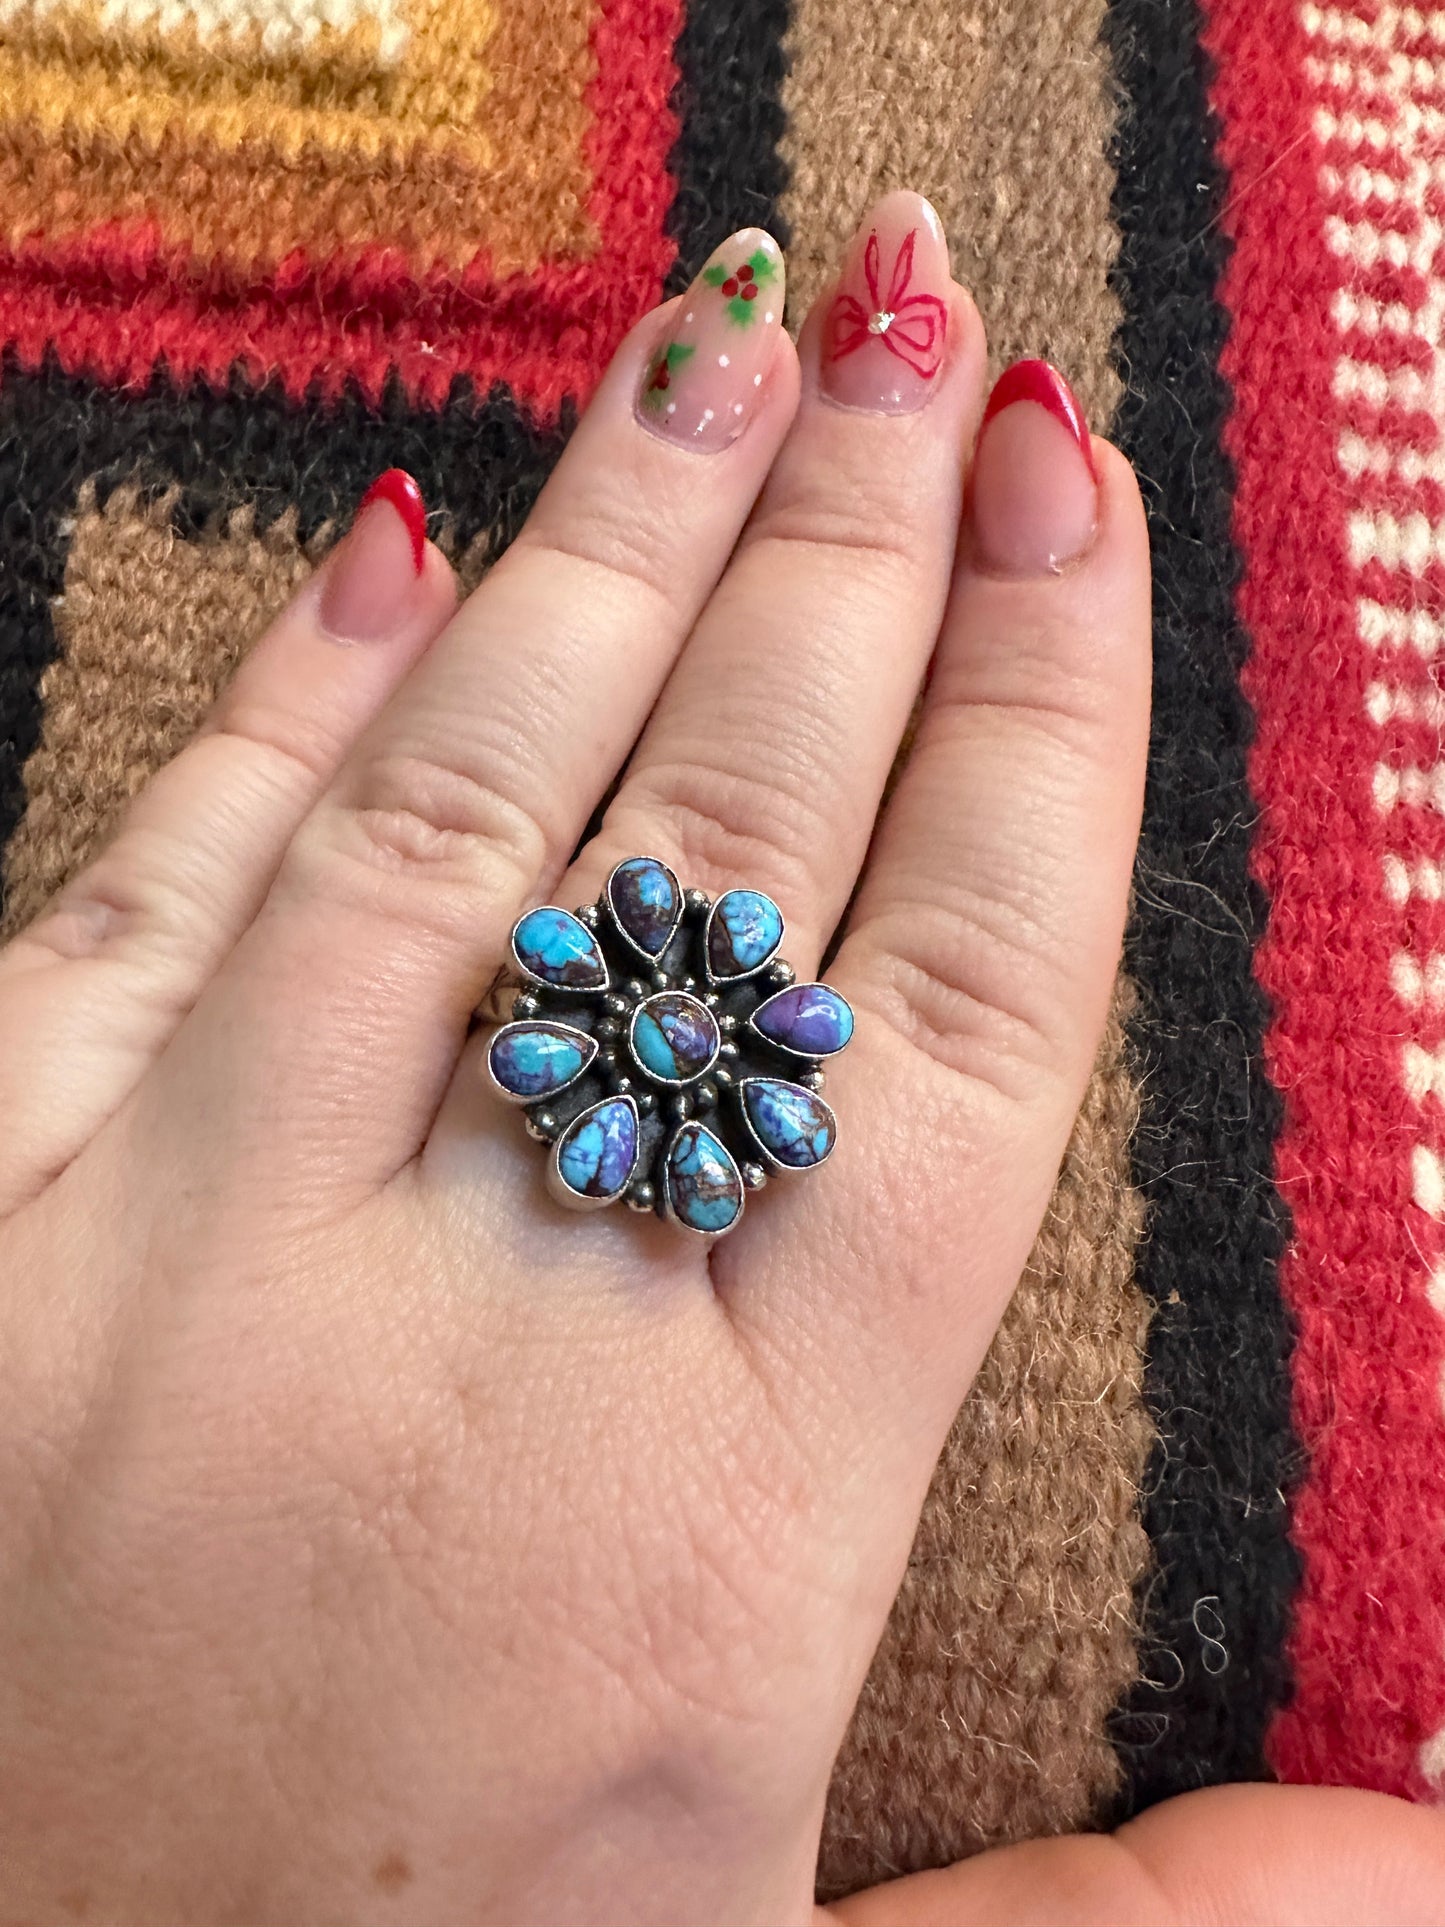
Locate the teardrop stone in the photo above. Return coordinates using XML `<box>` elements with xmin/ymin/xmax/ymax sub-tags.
<box><xmin>630</xmin><ymin>991</ymin><xmax>719</xmax><ymax>1083</ymax></box>
<box><xmin>608</xmin><ymin>856</ymin><xmax>682</xmax><ymax>957</ymax></box>
<box><xmin>555</xmin><ymin>1098</ymin><xmax>638</xmax><ymax>1201</ymax></box>
<box><xmin>512</xmin><ymin>907</ymin><xmax>608</xmax><ymax>990</ymax></box>
<box><xmin>706</xmin><ymin>888</ymin><xmax>783</xmax><ymax>979</ymax></box>
<box><xmin>751</xmin><ymin>982</ymin><xmax>854</xmax><ymax>1057</ymax></box>
<box><xmin>489</xmin><ymin>1021</ymin><xmax>596</xmax><ymax>1101</ymax></box>
<box><xmin>742</xmin><ymin>1078</ymin><xmax>837</xmax><ymax>1169</ymax></box>
<box><xmin>665</xmin><ymin>1121</ymin><xmax>744</xmax><ymax>1234</ymax></box>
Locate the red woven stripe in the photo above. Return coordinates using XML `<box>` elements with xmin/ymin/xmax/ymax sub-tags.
<box><xmin>1204</xmin><ymin>0</ymin><xmax>1445</xmax><ymax>1799</ymax></box>
<box><xmin>0</xmin><ymin>0</ymin><xmax>682</xmax><ymax>413</ymax></box>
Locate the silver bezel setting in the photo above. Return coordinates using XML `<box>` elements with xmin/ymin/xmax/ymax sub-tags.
<box><xmin>605</xmin><ymin>855</ymin><xmax>684</xmax><ymax>962</ymax></box>
<box><xmin>627</xmin><ymin>990</ymin><xmax>722</xmax><ymax>1088</ymax></box>
<box><xmin>701</xmin><ymin>888</ymin><xmax>785</xmax><ymax>986</ymax></box>
<box><xmin>485</xmin><ymin>1020</ymin><xmax>599</xmax><ymax>1106</ymax></box>
<box><xmin>510</xmin><ymin>905</ymin><xmax>611</xmax><ymax>993</ymax></box>
<box><xmin>547</xmin><ymin>1094</ymin><xmax>641</xmax><ymax>1211</ymax></box>
<box><xmin>736</xmin><ymin>1076</ymin><xmax>838</xmax><ymax>1173</ymax></box>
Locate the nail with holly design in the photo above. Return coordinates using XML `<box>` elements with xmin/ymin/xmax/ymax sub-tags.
<box><xmin>823</xmin><ymin>191</ymin><xmax>952</xmax><ymax>416</ymax></box>
<box><xmin>637</xmin><ymin>228</ymin><xmax>786</xmax><ymax>453</ymax></box>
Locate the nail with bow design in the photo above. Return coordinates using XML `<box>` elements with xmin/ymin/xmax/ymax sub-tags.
<box><xmin>823</xmin><ymin>191</ymin><xmax>951</xmax><ymax>415</ymax></box>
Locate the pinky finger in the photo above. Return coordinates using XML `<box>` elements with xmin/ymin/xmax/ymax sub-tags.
<box><xmin>0</xmin><ymin>472</ymin><xmax>456</xmax><ymax>1213</ymax></box>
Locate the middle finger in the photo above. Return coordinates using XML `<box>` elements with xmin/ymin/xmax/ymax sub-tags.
<box><xmin>554</xmin><ymin>192</ymin><xmax>987</xmax><ymax>974</ymax></box>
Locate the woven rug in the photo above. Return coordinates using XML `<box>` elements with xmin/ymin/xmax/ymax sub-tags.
<box><xmin>1</xmin><ymin>0</ymin><xmax>1443</xmax><ymax>1895</ymax></box>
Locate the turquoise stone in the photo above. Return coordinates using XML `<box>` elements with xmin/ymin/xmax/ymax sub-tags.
<box><xmin>555</xmin><ymin>1098</ymin><xmax>638</xmax><ymax>1201</ymax></box>
<box><xmin>741</xmin><ymin>1078</ymin><xmax>836</xmax><ymax>1169</ymax></box>
<box><xmin>706</xmin><ymin>888</ymin><xmax>783</xmax><ymax>979</ymax></box>
<box><xmin>665</xmin><ymin>1122</ymin><xmax>744</xmax><ymax>1234</ymax></box>
<box><xmin>630</xmin><ymin>991</ymin><xmax>719</xmax><ymax>1083</ymax></box>
<box><xmin>608</xmin><ymin>856</ymin><xmax>681</xmax><ymax>957</ymax></box>
<box><xmin>751</xmin><ymin>981</ymin><xmax>854</xmax><ymax>1057</ymax></box>
<box><xmin>488</xmin><ymin>1021</ymin><xmax>596</xmax><ymax>1102</ymax></box>
<box><xmin>512</xmin><ymin>907</ymin><xmax>608</xmax><ymax>990</ymax></box>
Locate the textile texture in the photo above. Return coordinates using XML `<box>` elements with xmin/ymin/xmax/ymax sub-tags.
<box><xmin>1</xmin><ymin>0</ymin><xmax>1443</xmax><ymax>1894</ymax></box>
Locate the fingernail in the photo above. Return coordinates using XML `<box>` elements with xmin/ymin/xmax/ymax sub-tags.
<box><xmin>971</xmin><ymin>360</ymin><xmax>1098</xmax><ymax>575</ymax></box>
<box><xmin>636</xmin><ymin>228</ymin><xmax>785</xmax><ymax>452</ymax></box>
<box><xmin>822</xmin><ymin>191</ymin><xmax>951</xmax><ymax>414</ymax></box>
<box><xmin>319</xmin><ymin>469</ymin><xmax>428</xmax><ymax>641</ymax></box>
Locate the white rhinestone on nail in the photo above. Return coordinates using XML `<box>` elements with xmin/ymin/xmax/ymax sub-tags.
<box><xmin>868</xmin><ymin>310</ymin><xmax>896</xmax><ymax>335</ymax></box>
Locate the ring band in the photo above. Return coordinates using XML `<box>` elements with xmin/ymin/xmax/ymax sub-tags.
<box><xmin>485</xmin><ymin>856</ymin><xmax>854</xmax><ymax>1237</ymax></box>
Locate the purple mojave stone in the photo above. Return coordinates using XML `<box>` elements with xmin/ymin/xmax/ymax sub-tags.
<box><xmin>555</xmin><ymin>1097</ymin><xmax>639</xmax><ymax>1201</ymax></box>
<box><xmin>607</xmin><ymin>856</ymin><xmax>682</xmax><ymax>957</ymax></box>
<box><xmin>488</xmin><ymin>1021</ymin><xmax>596</xmax><ymax>1101</ymax></box>
<box><xmin>512</xmin><ymin>906</ymin><xmax>608</xmax><ymax>990</ymax></box>
<box><xmin>706</xmin><ymin>888</ymin><xmax>783</xmax><ymax>979</ymax></box>
<box><xmin>630</xmin><ymin>991</ymin><xmax>720</xmax><ymax>1083</ymax></box>
<box><xmin>750</xmin><ymin>982</ymin><xmax>854</xmax><ymax>1058</ymax></box>
<box><xmin>741</xmin><ymin>1078</ymin><xmax>837</xmax><ymax>1169</ymax></box>
<box><xmin>664</xmin><ymin>1121</ymin><xmax>744</xmax><ymax>1233</ymax></box>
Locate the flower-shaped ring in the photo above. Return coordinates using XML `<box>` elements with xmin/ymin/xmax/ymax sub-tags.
<box><xmin>485</xmin><ymin>857</ymin><xmax>854</xmax><ymax>1236</ymax></box>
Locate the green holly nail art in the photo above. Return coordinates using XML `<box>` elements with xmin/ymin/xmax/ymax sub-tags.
<box><xmin>702</xmin><ymin>247</ymin><xmax>779</xmax><ymax>325</ymax></box>
<box><xmin>640</xmin><ymin>341</ymin><xmax>696</xmax><ymax>411</ymax></box>
<box><xmin>636</xmin><ymin>229</ymin><xmax>784</xmax><ymax>449</ymax></box>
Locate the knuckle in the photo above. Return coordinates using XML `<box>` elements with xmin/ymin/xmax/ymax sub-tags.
<box><xmin>293</xmin><ymin>750</ymin><xmax>548</xmax><ymax>919</ymax></box>
<box><xmin>614</xmin><ymin>759</ymin><xmax>825</xmax><ymax>912</ymax></box>
<box><xmin>852</xmin><ymin>891</ymin><xmax>1072</xmax><ymax>1100</ymax></box>
<box><xmin>508</xmin><ymin>491</ymin><xmax>689</xmax><ymax>629</ymax></box>
<box><xmin>19</xmin><ymin>835</ymin><xmax>200</xmax><ymax>967</ymax></box>
<box><xmin>745</xmin><ymin>466</ymin><xmax>932</xmax><ymax>579</ymax></box>
<box><xmin>931</xmin><ymin>613</ymin><xmax>1130</xmax><ymax>760</ymax></box>
<box><xmin>200</xmin><ymin>701</ymin><xmax>342</xmax><ymax>793</ymax></box>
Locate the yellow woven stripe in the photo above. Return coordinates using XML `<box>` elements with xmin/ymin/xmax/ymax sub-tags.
<box><xmin>0</xmin><ymin>0</ymin><xmax>600</xmax><ymax>273</ymax></box>
<box><xmin>0</xmin><ymin>0</ymin><xmax>500</xmax><ymax>163</ymax></box>
<box><xmin>0</xmin><ymin>0</ymin><xmax>413</xmax><ymax>73</ymax></box>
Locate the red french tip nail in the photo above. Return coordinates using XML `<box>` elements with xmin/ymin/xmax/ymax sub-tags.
<box><xmin>359</xmin><ymin>469</ymin><xmax>427</xmax><ymax>575</ymax></box>
<box><xmin>980</xmin><ymin>359</ymin><xmax>1098</xmax><ymax>481</ymax></box>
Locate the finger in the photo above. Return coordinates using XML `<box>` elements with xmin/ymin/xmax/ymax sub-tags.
<box><xmin>729</xmin><ymin>362</ymin><xmax>1151</xmax><ymax>1440</ymax></box>
<box><xmin>825</xmin><ymin>1785</ymin><xmax>1445</xmax><ymax>1927</ymax></box>
<box><xmin>0</xmin><ymin>475</ymin><xmax>456</xmax><ymax>1213</ymax></box>
<box><xmin>166</xmin><ymin>234</ymin><xmax>801</xmax><ymax>1186</ymax></box>
<box><xmin>426</xmin><ymin>195</ymin><xmax>985</xmax><ymax>1184</ymax></box>
<box><xmin>555</xmin><ymin>193</ymin><xmax>984</xmax><ymax>966</ymax></box>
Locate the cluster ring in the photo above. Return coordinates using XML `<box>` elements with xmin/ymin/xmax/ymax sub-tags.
<box><xmin>485</xmin><ymin>857</ymin><xmax>854</xmax><ymax>1237</ymax></box>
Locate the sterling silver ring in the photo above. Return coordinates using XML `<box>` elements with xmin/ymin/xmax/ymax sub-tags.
<box><xmin>485</xmin><ymin>857</ymin><xmax>854</xmax><ymax>1237</ymax></box>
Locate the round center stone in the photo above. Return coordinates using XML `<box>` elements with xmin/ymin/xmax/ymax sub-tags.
<box><xmin>629</xmin><ymin>991</ymin><xmax>720</xmax><ymax>1085</ymax></box>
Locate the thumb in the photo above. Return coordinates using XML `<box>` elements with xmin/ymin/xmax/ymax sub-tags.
<box><xmin>823</xmin><ymin>1785</ymin><xmax>1445</xmax><ymax>1927</ymax></box>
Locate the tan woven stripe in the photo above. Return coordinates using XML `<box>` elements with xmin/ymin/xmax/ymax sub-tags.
<box><xmin>780</xmin><ymin>0</ymin><xmax>1155</xmax><ymax>1888</ymax></box>
<box><xmin>779</xmin><ymin>0</ymin><xmax>1123</xmax><ymax>426</ymax></box>
<box><xmin>1</xmin><ymin>487</ymin><xmax>318</xmax><ymax>935</ymax></box>
<box><xmin>0</xmin><ymin>486</ymin><xmax>494</xmax><ymax>932</ymax></box>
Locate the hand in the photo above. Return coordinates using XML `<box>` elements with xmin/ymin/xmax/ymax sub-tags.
<box><xmin>0</xmin><ymin>191</ymin><xmax>1439</xmax><ymax>1925</ymax></box>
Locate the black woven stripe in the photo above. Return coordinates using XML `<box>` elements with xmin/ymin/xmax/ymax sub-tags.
<box><xmin>0</xmin><ymin>358</ymin><xmax>571</xmax><ymax>898</ymax></box>
<box><xmin>1102</xmin><ymin>0</ymin><xmax>1300</xmax><ymax>1808</ymax></box>
<box><xmin>663</xmin><ymin>0</ymin><xmax>792</xmax><ymax>291</ymax></box>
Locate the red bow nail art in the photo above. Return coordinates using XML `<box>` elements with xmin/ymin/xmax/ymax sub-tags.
<box><xmin>827</xmin><ymin>229</ymin><xmax>948</xmax><ymax>379</ymax></box>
